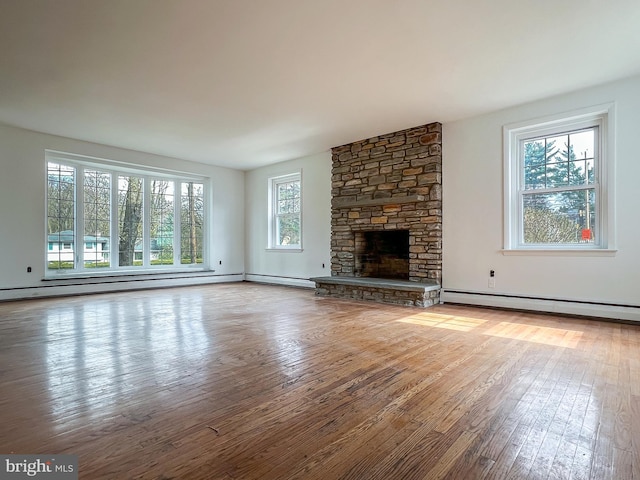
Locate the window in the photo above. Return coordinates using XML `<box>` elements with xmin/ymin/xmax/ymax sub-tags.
<box><xmin>150</xmin><ymin>179</ymin><xmax>175</xmax><ymax>266</ymax></box>
<box><xmin>268</xmin><ymin>172</ymin><xmax>302</xmax><ymax>249</ymax></box>
<box><xmin>47</xmin><ymin>162</ymin><xmax>75</xmax><ymax>269</ymax></box>
<box><xmin>46</xmin><ymin>151</ymin><xmax>207</xmax><ymax>275</ymax></box>
<box><xmin>180</xmin><ymin>182</ymin><xmax>204</xmax><ymax>264</ymax></box>
<box><xmin>84</xmin><ymin>169</ymin><xmax>110</xmax><ymax>268</ymax></box>
<box><xmin>503</xmin><ymin>105</ymin><xmax>615</xmax><ymax>254</ymax></box>
<box><xmin>117</xmin><ymin>175</ymin><xmax>143</xmax><ymax>268</ymax></box>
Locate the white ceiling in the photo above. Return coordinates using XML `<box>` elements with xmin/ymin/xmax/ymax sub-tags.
<box><xmin>1</xmin><ymin>0</ymin><xmax>639</xmax><ymax>170</ymax></box>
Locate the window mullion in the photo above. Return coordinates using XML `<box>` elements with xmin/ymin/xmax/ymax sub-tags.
<box><xmin>594</xmin><ymin>127</ymin><xmax>603</xmax><ymax>246</ymax></box>
<box><xmin>76</xmin><ymin>166</ymin><xmax>85</xmax><ymax>272</ymax></box>
<box><xmin>269</xmin><ymin>178</ymin><xmax>275</xmax><ymax>248</ymax></box>
<box><xmin>520</xmin><ymin>184</ymin><xmax>598</xmax><ymax>196</ymax></box>
<box><xmin>111</xmin><ymin>172</ymin><xmax>118</xmax><ymax>268</ymax></box>
<box><xmin>143</xmin><ymin>177</ymin><xmax>150</xmax><ymax>268</ymax></box>
<box><xmin>174</xmin><ymin>180</ymin><xmax>181</xmax><ymax>266</ymax></box>
<box><xmin>517</xmin><ymin>189</ymin><xmax>524</xmax><ymax>246</ymax></box>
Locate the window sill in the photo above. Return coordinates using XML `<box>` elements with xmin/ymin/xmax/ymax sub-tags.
<box><xmin>43</xmin><ymin>267</ymin><xmax>210</xmax><ymax>281</ymax></box>
<box><xmin>265</xmin><ymin>247</ymin><xmax>303</xmax><ymax>253</ymax></box>
<box><xmin>501</xmin><ymin>248</ymin><xmax>617</xmax><ymax>257</ymax></box>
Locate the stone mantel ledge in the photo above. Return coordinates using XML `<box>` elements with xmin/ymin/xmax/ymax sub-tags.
<box><xmin>331</xmin><ymin>195</ymin><xmax>426</xmax><ymax>209</ymax></box>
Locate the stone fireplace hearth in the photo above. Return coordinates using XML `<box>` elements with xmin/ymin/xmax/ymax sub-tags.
<box><xmin>311</xmin><ymin>122</ymin><xmax>442</xmax><ymax>307</ymax></box>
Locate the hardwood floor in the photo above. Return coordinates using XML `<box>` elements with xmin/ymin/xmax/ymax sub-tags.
<box><xmin>0</xmin><ymin>282</ymin><xmax>638</xmax><ymax>479</ymax></box>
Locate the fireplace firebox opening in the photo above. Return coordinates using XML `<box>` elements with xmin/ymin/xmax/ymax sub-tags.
<box><xmin>355</xmin><ymin>230</ymin><xmax>410</xmax><ymax>280</ymax></box>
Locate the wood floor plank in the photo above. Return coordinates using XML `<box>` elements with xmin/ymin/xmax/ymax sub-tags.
<box><xmin>1</xmin><ymin>283</ymin><xmax>639</xmax><ymax>479</ymax></box>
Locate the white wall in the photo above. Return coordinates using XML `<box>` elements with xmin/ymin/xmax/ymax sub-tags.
<box><xmin>0</xmin><ymin>124</ymin><xmax>245</xmax><ymax>300</ymax></box>
<box><xmin>4</xmin><ymin>75</ymin><xmax>639</xmax><ymax>319</ymax></box>
<box><xmin>442</xmin><ymin>74</ymin><xmax>640</xmax><ymax>321</ymax></box>
<box><xmin>245</xmin><ymin>151</ymin><xmax>332</xmax><ymax>287</ymax></box>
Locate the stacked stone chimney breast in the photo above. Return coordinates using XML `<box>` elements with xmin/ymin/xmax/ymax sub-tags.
<box><xmin>330</xmin><ymin>122</ymin><xmax>442</xmax><ymax>284</ymax></box>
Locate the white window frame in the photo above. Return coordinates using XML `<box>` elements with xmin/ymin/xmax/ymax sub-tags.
<box><xmin>45</xmin><ymin>151</ymin><xmax>209</xmax><ymax>277</ymax></box>
<box><xmin>503</xmin><ymin>104</ymin><xmax>616</xmax><ymax>256</ymax></box>
<box><xmin>267</xmin><ymin>171</ymin><xmax>302</xmax><ymax>251</ymax></box>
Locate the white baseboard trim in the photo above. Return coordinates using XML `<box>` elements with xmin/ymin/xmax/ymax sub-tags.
<box><xmin>245</xmin><ymin>274</ymin><xmax>315</xmax><ymax>289</ymax></box>
<box><xmin>441</xmin><ymin>290</ymin><xmax>640</xmax><ymax>323</ymax></box>
<box><xmin>0</xmin><ymin>273</ymin><xmax>244</xmax><ymax>301</ymax></box>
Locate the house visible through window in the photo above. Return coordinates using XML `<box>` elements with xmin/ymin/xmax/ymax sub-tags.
<box><xmin>269</xmin><ymin>172</ymin><xmax>301</xmax><ymax>249</ymax></box>
<box><xmin>503</xmin><ymin>104</ymin><xmax>615</xmax><ymax>253</ymax></box>
<box><xmin>84</xmin><ymin>169</ymin><xmax>111</xmax><ymax>268</ymax></box>
<box><xmin>47</xmin><ymin>163</ymin><xmax>75</xmax><ymax>268</ymax></box>
<box><xmin>46</xmin><ymin>151</ymin><xmax>207</xmax><ymax>275</ymax></box>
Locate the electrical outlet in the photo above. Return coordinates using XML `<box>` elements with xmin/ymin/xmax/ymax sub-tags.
<box><xmin>488</xmin><ymin>278</ymin><xmax>496</xmax><ymax>288</ymax></box>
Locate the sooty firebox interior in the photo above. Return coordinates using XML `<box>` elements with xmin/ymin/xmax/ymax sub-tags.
<box><xmin>356</xmin><ymin>230</ymin><xmax>410</xmax><ymax>280</ymax></box>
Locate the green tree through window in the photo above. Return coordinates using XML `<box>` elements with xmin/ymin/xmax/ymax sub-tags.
<box><xmin>522</xmin><ymin>128</ymin><xmax>596</xmax><ymax>244</ymax></box>
<box><xmin>270</xmin><ymin>173</ymin><xmax>301</xmax><ymax>248</ymax></box>
<box><xmin>180</xmin><ymin>182</ymin><xmax>204</xmax><ymax>264</ymax></box>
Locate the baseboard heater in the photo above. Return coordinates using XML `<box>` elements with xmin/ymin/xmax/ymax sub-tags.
<box><xmin>442</xmin><ymin>290</ymin><xmax>640</xmax><ymax>323</ymax></box>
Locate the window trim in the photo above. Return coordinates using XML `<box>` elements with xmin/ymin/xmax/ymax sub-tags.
<box><xmin>45</xmin><ymin>150</ymin><xmax>209</xmax><ymax>277</ymax></box>
<box><xmin>502</xmin><ymin>103</ymin><xmax>616</xmax><ymax>255</ymax></box>
<box><xmin>267</xmin><ymin>171</ymin><xmax>303</xmax><ymax>251</ymax></box>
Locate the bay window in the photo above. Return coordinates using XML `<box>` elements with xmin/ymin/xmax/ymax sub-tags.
<box><xmin>46</xmin><ymin>152</ymin><xmax>207</xmax><ymax>275</ymax></box>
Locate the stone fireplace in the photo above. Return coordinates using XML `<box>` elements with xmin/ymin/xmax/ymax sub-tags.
<box><xmin>311</xmin><ymin>122</ymin><xmax>442</xmax><ymax>307</ymax></box>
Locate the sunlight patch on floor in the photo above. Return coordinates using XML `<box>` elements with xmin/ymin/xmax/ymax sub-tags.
<box><xmin>484</xmin><ymin>322</ymin><xmax>583</xmax><ymax>348</ymax></box>
<box><xmin>396</xmin><ymin>313</ymin><xmax>487</xmax><ymax>332</ymax></box>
